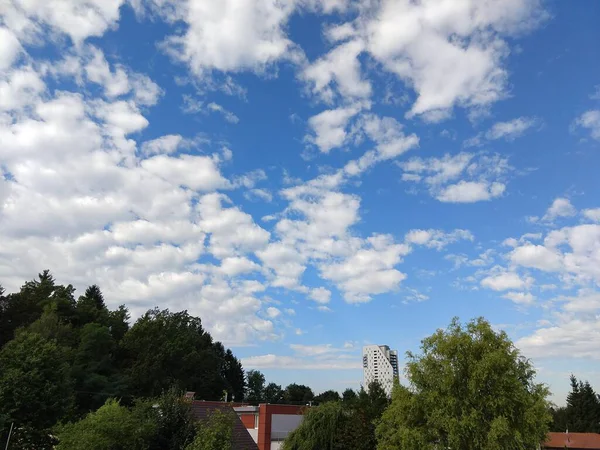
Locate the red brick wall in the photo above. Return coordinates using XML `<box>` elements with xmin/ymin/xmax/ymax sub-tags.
<box><xmin>239</xmin><ymin>413</ymin><xmax>256</xmax><ymax>429</ymax></box>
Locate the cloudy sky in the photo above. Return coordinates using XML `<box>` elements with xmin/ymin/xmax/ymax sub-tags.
<box><xmin>1</xmin><ymin>0</ymin><xmax>600</xmax><ymax>402</ymax></box>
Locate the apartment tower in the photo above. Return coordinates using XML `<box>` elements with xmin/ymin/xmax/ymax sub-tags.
<box><xmin>362</xmin><ymin>345</ymin><xmax>399</xmax><ymax>397</ymax></box>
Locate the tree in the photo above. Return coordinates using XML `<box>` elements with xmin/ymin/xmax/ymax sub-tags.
<box><xmin>283</xmin><ymin>401</ymin><xmax>343</xmax><ymax>450</ymax></box>
<box><xmin>283</xmin><ymin>399</ymin><xmax>375</xmax><ymax>450</ymax></box>
<box><xmin>185</xmin><ymin>409</ymin><xmax>237</xmax><ymax>450</ymax></box>
<box><xmin>284</xmin><ymin>384</ymin><xmax>314</xmax><ymax>404</ymax></box>
<box><xmin>562</xmin><ymin>375</ymin><xmax>600</xmax><ymax>432</ymax></box>
<box><xmin>75</xmin><ymin>285</ymin><xmax>109</xmax><ymax>327</ymax></box>
<box><xmin>139</xmin><ymin>387</ymin><xmax>197</xmax><ymax>450</ymax></box>
<box><xmin>245</xmin><ymin>370</ymin><xmax>266</xmax><ymax>405</ymax></box>
<box><xmin>376</xmin><ymin>317</ymin><xmax>551</xmax><ymax>450</ymax></box>
<box><xmin>55</xmin><ymin>399</ymin><xmax>154</xmax><ymax>450</ymax></box>
<box><xmin>264</xmin><ymin>383</ymin><xmax>285</xmax><ymax>404</ymax></box>
<box><xmin>72</xmin><ymin>323</ymin><xmax>127</xmax><ymax>415</ymax></box>
<box><xmin>342</xmin><ymin>388</ymin><xmax>357</xmax><ymax>404</ymax></box>
<box><xmin>122</xmin><ymin>309</ymin><xmax>226</xmax><ymax>399</ymax></box>
<box><xmin>0</xmin><ymin>330</ymin><xmax>74</xmax><ymax>449</ymax></box>
<box><xmin>315</xmin><ymin>390</ymin><xmax>341</xmax><ymax>404</ymax></box>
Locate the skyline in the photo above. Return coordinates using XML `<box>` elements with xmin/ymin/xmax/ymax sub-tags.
<box><xmin>1</xmin><ymin>0</ymin><xmax>600</xmax><ymax>403</ymax></box>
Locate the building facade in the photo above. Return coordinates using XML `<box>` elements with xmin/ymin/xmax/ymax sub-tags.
<box><xmin>362</xmin><ymin>345</ymin><xmax>399</xmax><ymax>397</ymax></box>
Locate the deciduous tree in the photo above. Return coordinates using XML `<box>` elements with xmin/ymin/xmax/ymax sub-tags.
<box><xmin>376</xmin><ymin>317</ymin><xmax>551</xmax><ymax>450</ymax></box>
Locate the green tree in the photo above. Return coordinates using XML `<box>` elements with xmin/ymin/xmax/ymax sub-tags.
<box><xmin>342</xmin><ymin>388</ymin><xmax>357</xmax><ymax>403</ymax></box>
<box><xmin>122</xmin><ymin>309</ymin><xmax>225</xmax><ymax>399</ymax></box>
<box><xmin>245</xmin><ymin>370</ymin><xmax>266</xmax><ymax>404</ymax></box>
<box><xmin>283</xmin><ymin>401</ymin><xmax>343</xmax><ymax>450</ymax></box>
<box><xmin>284</xmin><ymin>383</ymin><xmax>314</xmax><ymax>404</ymax></box>
<box><xmin>138</xmin><ymin>387</ymin><xmax>197</xmax><ymax>450</ymax></box>
<box><xmin>185</xmin><ymin>409</ymin><xmax>237</xmax><ymax>450</ymax></box>
<box><xmin>315</xmin><ymin>390</ymin><xmax>341</xmax><ymax>404</ymax></box>
<box><xmin>264</xmin><ymin>382</ymin><xmax>285</xmax><ymax>404</ymax></box>
<box><xmin>72</xmin><ymin>323</ymin><xmax>127</xmax><ymax>415</ymax></box>
<box><xmin>55</xmin><ymin>399</ymin><xmax>154</xmax><ymax>450</ymax></box>
<box><xmin>0</xmin><ymin>330</ymin><xmax>74</xmax><ymax>449</ymax></box>
<box><xmin>563</xmin><ymin>375</ymin><xmax>600</xmax><ymax>432</ymax></box>
<box><xmin>75</xmin><ymin>285</ymin><xmax>110</xmax><ymax>327</ymax></box>
<box><xmin>376</xmin><ymin>317</ymin><xmax>551</xmax><ymax>450</ymax></box>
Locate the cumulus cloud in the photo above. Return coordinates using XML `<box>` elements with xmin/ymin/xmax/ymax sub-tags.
<box><xmin>481</xmin><ymin>269</ymin><xmax>533</xmax><ymax>291</ymax></box>
<box><xmin>400</xmin><ymin>153</ymin><xmax>511</xmax><ymax>203</ymax></box>
<box><xmin>159</xmin><ymin>0</ymin><xmax>300</xmax><ymax>76</ymax></box>
<box><xmin>306</xmin><ymin>105</ymin><xmax>362</xmax><ymax>153</ymax></box>
<box><xmin>573</xmin><ymin>110</ymin><xmax>600</xmax><ymax>141</ymax></box>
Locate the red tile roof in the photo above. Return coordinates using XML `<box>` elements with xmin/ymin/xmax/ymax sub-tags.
<box><xmin>545</xmin><ymin>432</ymin><xmax>600</xmax><ymax>449</ymax></box>
<box><xmin>190</xmin><ymin>401</ymin><xmax>258</xmax><ymax>450</ymax></box>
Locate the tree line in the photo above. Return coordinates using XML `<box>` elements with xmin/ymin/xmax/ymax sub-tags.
<box><xmin>0</xmin><ymin>271</ymin><xmax>246</xmax><ymax>448</ymax></box>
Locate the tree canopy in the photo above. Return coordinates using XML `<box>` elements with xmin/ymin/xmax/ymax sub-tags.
<box><xmin>0</xmin><ymin>271</ymin><xmax>246</xmax><ymax>448</ymax></box>
<box><xmin>376</xmin><ymin>317</ymin><xmax>551</xmax><ymax>450</ymax></box>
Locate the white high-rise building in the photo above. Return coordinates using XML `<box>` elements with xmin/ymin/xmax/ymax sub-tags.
<box><xmin>362</xmin><ymin>345</ymin><xmax>399</xmax><ymax>397</ymax></box>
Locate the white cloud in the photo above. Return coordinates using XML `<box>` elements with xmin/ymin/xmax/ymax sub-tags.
<box><xmin>242</xmin><ymin>353</ymin><xmax>360</xmax><ymax>370</ymax></box>
<box><xmin>266</xmin><ymin>306</ymin><xmax>281</xmax><ymax>318</ymax></box>
<box><xmin>319</xmin><ymin>234</ymin><xmax>410</xmax><ymax>303</ymax></box>
<box><xmin>541</xmin><ymin>197</ymin><xmax>576</xmax><ymax>222</ymax></box>
<box><xmin>573</xmin><ymin>110</ymin><xmax>600</xmax><ymax>141</ymax></box>
<box><xmin>486</xmin><ymin>116</ymin><xmax>539</xmax><ymax>141</ymax></box>
<box><xmin>244</xmin><ymin>188</ymin><xmax>273</xmax><ymax>202</ymax></box>
<box><xmin>0</xmin><ymin>27</ymin><xmax>22</xmax><ymax>70</ymax></box>
<box><xmin>301</xmin><ymin>39</ymin><xmax>370</xmax><ymax>103</ymax></box>
<box><xmin>583</xmin><ymin>208</ymin><xmax>600</xmax><ymax>223</ymax></box>
<box><xmin>343</xmin><ymin>114</ymin><xmax>419</xmax><ymax>176</ymax></box>
<box><xmin>464</xmin><ymin>116</ymin><xmax>539</xmax><ymax>147</ymax></box>
<box><xmin>481</xmin><ymin>269</ymin><xmax>532</xmax><ymax>291</ymax></box>
<box><xmin>140</xmin><ymin>135</ymin><xmax>183</xmax><ymax>156</ymax></box>
<box><xmin>317</xmin><ymin>305</ymin><xmax>333</xmax><ymax>312</ymax></box>
<box><xmin>2</xmin><ymin>0</ymin><xmax>125</xmax><ymax>44</ymax></box>
<box><xmin>362</xmin><ymin>0</ymin><xmax>545</xmax><ymax>120</ymax></box>
<box><xmin>309</xmin><ymin>287</ymin><xmax>331</xmax><ymax>304</ymax></box>
<box><xmin>160</xmin><ymin>0</ymin><xmax>299</xmax><ymax>76</ymax></box>
<box><xmin>502</xmin><ymin>291</ymin><xmax>535</xmax><ymax>305</ymax></box>
<box><xmin>400</xmin><ymin>152</ymin><xmax>510</xmax><ymax>203</ymax></box>
<box><xmin>509</xmin><ymin>244</ymin><xmax>562</xmax><ymax>271</ymax></box>
<box><xmin>141</xmin><ymin>154</ymin><xmax>230</xmax><ymax>192</ymax></box>
<box><xmin>306</xmin><ymin>105</ymin><xmax>362</xmax><ymax>153</ymax></box>
<box><xmin>405</xmin><ymin>228</ymin><xmax>474</xmax><ymax>250</ymax></box>
<box><xmin>207</xmin><ymin>102</ymin><xmax>239</xmax><ymax>124</ymax></box>
<box><xmin>437</xmin><ymin>181</ymin><xmax>506</xmax><ymax>203</ymax></box>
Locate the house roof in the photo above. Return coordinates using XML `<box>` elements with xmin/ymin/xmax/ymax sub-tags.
<box><xmin>545</xmin><ymin>432</ymin><xmax>600</xmax><ymax>449</ymax></box>
<box><xmin>190</xmin><ymin>401</ymin><xmax>258</xmax><ymax>450</ymax></box>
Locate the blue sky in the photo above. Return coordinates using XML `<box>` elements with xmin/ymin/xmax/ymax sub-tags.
<box><xmin>1</xmin><ymin>0</ymin><xmax>600</xmax><ymax>404</ymax></box>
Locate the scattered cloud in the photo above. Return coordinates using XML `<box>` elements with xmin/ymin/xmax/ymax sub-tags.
<box><xmin>400</xmin><ymin>153</ymin><xmax>511</xmax><ymax>203</ymax></box>
<box><xmin>207</xmin><ymin>102</ymin><xmax>240</xmax><ymax>124</ymax></box>
<box><xmin>464</xmin><ymin>116</ymin><xmax>540</xmax><ymax>147</ymax></box>
<box><xmin>573</xmin><ymin>110</ymin><xmax>600</xmax><ymax>141</ymax></box>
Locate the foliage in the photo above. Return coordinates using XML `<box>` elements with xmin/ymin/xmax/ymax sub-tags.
<box><xmin>245</xmin><ymin>370</ymin><xmax>266</xmax><ymax>404</ymax></box>
<box><xmin>0</xmin><ymin>330</ymin><xmax>74</xmax><ymax>449</ymax></box>
<box><xmin>55</xmin><ymin>399</ymin><xmax>155</xmax><ymax>450</ymax></box>
<box><xmin>284</xmin><ymin>383</ymin><xmax>315</xmax><ymax>404</ymax></box>
<box><xmin>143</xmin><ymin>387</ymin><xmax>197</xmax><ymax>450</ymax></box>
<box><xmin>283</xmin><ymin>401</ymin><xmax>343</xmax><ymax>450</ymax></box>
<box><xmin>283</xmin><ymin>383</ymin><xmax>387</xmax><ymax>450</ymax></box>
<box><xmin>314</xmin><ymin>390</ymin><xmax>341</xmax><ymax>405</ymax></box>
<box><xmin>551</xmin><ymin>375</ymin><xmax>600</xmax><ymax>433</ymax></box>
<box><xmin>0</xmin><ymin>271</ymin><xmax>246</xmax><ymax>447</ymax></box>
<box><xmin>376</xmin><ymin>317</ymin><xmax>551</xmax><ymax>450</ymax></box>
<box><xmin>185</xmin><ymin>409</ymin><xmax>237</xmax><ymax>450</ymax></box>
<box><xmin>342</xmin><ymin>388</ymin><xmax>357</xmax><ymax>403</ymax></box>
<box><xmin>122</xmin><ymin>308</ymin><xmax>241</xmax><ymax>400</ymax></box>
<box><xmin>264</xmin><ymin>382</ymin><xmax>285</xmax><ymax>404</ymax></box>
